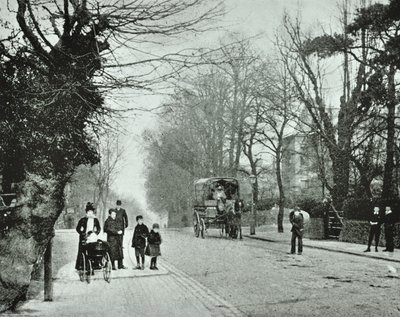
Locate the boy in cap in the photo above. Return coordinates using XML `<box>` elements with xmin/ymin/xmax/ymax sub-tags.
<box><xmin>132</xmin><ymin>215</ymin><xmax>149</xmax><ymax>269</ymax></box>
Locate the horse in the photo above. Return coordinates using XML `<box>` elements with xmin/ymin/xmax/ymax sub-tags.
<box><xmin>224</xmin><ymin>203</ymin><xmax>243</xmax><ymax>240</ymax></box>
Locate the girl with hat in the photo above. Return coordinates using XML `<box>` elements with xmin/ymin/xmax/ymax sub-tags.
<box><xmin>146</xmin><ymin>223</ymin><xmax>162</xmax><ymax>270</ymax></box>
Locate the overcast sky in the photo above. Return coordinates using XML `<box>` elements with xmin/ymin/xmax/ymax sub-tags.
<box><xmin>111</xmin><ymin>0</ymin><xmax>347</xmax><ymax>209</ymax></box>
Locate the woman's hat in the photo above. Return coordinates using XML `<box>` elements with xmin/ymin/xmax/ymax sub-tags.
<box><xmin>153</xmin><ymin>223</ymin><xmax>160</xmax><ymax>229</ymax></box>
<box><xmin>85</xmin><ymin>202</ymin><xmax>95</xmax><ymax>212</ymax></box>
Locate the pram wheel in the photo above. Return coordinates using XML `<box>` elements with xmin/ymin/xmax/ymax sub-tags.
<box><xmin>102</xmin><ymin>252</ymin><xmax>112</xmax><ymax>283</ymax></box>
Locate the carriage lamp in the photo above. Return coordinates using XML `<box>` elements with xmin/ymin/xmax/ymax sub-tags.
<box><xmin>249</xmin><ymin>174</ymin><xmax>257</xmax><ymax>235</ymax></box>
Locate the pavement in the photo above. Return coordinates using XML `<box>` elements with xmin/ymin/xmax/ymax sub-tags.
<box><xmin>4</xmin><ymin>225</ymin><xmax>400</xmax><ymax>316</ymax></box>
<box><xmin>6</xmin><ymin>230</ymin><xmax>242</xmax><ymax>317</ymax></box>
<box><xmin>243</xmin><ymin>224</ymin><xmax>400</xmax><ymax>263</ymax></box>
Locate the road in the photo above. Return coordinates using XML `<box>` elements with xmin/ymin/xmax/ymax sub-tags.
<box><xmin>9</xmin><ymin>228</ymin><xmax>400</xmax><ymax>317</ymax></box>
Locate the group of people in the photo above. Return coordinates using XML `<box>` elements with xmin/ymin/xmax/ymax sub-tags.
<box><xmin>288</xmin><ymin>205</ymin><xmax>397</xmax><ymax>255</ymax></box>
<box><xmin>74</xmin><ymin>200</ymin><xmax>162</xmax><ymax>272</ymax></box>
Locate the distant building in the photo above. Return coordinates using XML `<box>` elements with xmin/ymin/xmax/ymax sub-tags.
<box><xmin>281</xmin><ymin>133</ymin><xmax>324</xmax><ymax>200</ymax></box>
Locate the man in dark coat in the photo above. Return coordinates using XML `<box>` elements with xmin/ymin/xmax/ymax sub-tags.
<box><xmin>109</xmin><ymin>200</ymin><xmax>128</xmax><ymax>269</ymax></box>
<box><xmin>289</xmin><ymin>206</ymin><xmax>304</xmax><ymax>255</ymax></box>
<box><xmin>364</xmin><ymin>206</ymin><xmax>382</xmax><ymax>252</ymax></box>
<box><xmin>104</xmin><ymin>210</ymin><xmax>123</xmax><ymax>270</ymax></box>
<box><xmin>383</xmin><ymin>206</ymin><xmax>396</xmax><ymax>252</ymax></box>
<box><xmin>131</xmin><ymin>215</ymin><xmax>149</xmax><ymax>269</ymax></box>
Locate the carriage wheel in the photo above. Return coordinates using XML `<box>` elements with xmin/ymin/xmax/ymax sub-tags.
<box><xmin>86</xmin><ymin>259</ymin><xmax>92</xmax><ymax>284</ymax></box>
<box><xmin>200</xmin><ymin>218</ymin><xmax>205</xmax><ymax>239</ymax></box>
<box><xmin>193</xmin><ymin>212</ymin><xmax>200</xmax><ymax>238</ymax></box>
<box><xmin>103</xmin><ymin>252</ymin><xmax>112</xmax><ymax>283</ymax></box>
<box><xmin>78</xmin><ymin>252</ymin><xmax>86</xmax><ymax>282</ymax></box>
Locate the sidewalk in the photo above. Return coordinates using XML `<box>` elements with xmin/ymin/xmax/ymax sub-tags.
<box><xmin>5</xmin><ymin>230</ymin><xmax>242</xmax><ymax>317</ymax></box>
<box><xmin>243</xmin><ymin>224</ymin><xmax>400</xmax><ymax>263</ymax></box>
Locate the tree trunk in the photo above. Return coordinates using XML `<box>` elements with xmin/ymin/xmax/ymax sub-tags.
<box><xmin>276</xmin><ymin>151</ymin><xmax>285</xmax><ymax>233</ymax></box>
<box><xmin>330</xmin><ymin>149</ymin><xmax>351</xmax><ymax>210</ymax></box>
<box><xmin>382</xmin><ymin>69</ymin><xmax>398</xmax><ymax>199</ymax></box>
<box><xmin>0</xmin><ymin>174</ymin><xmax>66</xmax><ymax>312</ymax></box>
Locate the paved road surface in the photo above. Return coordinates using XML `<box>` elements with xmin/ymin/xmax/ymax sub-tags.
<box><xmin>9</xmin><ymin>229</ymin><xmax>242</xmax><ymax>317</ymax></box>
<box><xmin>7</xmin><ymin>228</ymin><xmax>400</xmax><ymax>317</ymax></box>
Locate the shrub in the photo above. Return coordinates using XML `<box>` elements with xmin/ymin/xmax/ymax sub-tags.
<box><xmin>295</xmin><ymin>197</ymin><xmax>321</xmax><ymax>213</ymax></box>
<box><xmin>255</xmin><ymin>198</ymin><xmax>276</xmax><ymax>211</ymax></box>
<box><xmin>309</xmin><ymin>202</ymin><xmax>329</xmax><ymax>218</ymax></box>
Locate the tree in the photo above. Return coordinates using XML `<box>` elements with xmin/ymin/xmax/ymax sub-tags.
<box><xmin>254</xmin><ymin>60</ymin><xmax>298</xmax><ymax>232</ymax></box>
<box><xmin>216</xmin><ymin>37</ymin><xmax>260</xmax><ymax>175</ymax></box>
<box><xmin>0</xmin><ymin>0</ymin><xmax>223</xmax><ymax>311</ymax></box>
<box><xmin>92</xmin><ymin>132</ymin><xmax>125</xmax><ymax>225</ymax></box>
<box><xmin>277</xmin><ymin>13</ymin><xmax>367</xmax><ymax>209</ymax></box>
<box><xmin>346</xmin><ymin>0</ymin><xmax>400</xmax><ymax>199</ymax></box>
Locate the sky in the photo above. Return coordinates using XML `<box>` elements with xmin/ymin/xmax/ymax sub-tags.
<box><xmin>110</xmin><ymin>0</ymin><xmax>345</xmax><ymax>209</ymax></box>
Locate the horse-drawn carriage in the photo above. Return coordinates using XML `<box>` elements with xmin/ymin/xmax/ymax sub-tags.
<box><xmin>193</xmin><ymin>177</ymin><xmax>244</xmax><ymax>239</ymax></box>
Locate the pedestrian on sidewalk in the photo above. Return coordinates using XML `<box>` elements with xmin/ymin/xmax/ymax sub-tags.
<box><xmin>289</xmin><ymin>206</ymin><xmax>304</xmax><ymax>255</ymax></box>
<box><xmin>104</xmin><ymin>210</ymin><xmax>123</xmax><ymax>270</ymax></box>
<box><xmin>108</xmin><ymin>200</ymin><xmax>128</xmax><ymax>269</ymax></box>
<box><xmin>364</xmin><ymin>207</ymin><xmax>382</xmax><ymax>252</ymax></box>
<box><xmin>383</xmin><ymin>206</ymin><xmax>395</xmax><ymax>252</ymax></box>
<box><xmin>132</xmin><ymin>215</ymin><xmax>149</xmax><ymax>269</ymax></box>
<box><xmin>75</xmin><ymin>202</ymin><xmax>101</xmax><ymax>270</ymax></box>
<box><xmin>146</xmin><ymin>223</ymin><xmax>162</xmax><ymax>270</ymax></box>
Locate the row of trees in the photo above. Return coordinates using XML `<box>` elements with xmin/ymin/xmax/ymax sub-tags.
<box><xmin>144</xmin><ymin>1</ymin><xmax>400</xmax><ymax>231</ymax></box>
<box><xmin>0</xmin><ymin>0</ymin><xmax>222</xmax><ymax>311</ymax></box>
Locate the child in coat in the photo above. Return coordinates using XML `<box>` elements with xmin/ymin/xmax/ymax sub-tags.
<box><xmin>146</xmin><ymin>223</ymin><xmax>162</xmax><ymax>270</ymax></box>
<box><xmin>131</xmin><ymin>215</ymin><xmax>149</xmax><ymax>269</ymax></box>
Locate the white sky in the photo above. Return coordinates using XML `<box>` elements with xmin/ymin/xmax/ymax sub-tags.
<box><xmin>110</xmin><ymin>0</ymin><xmax>346</xmax><ymax>208</ymax></box>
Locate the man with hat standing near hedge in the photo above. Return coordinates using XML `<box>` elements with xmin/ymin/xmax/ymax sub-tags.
<box><xmin>109</xmin><ymin>200</ymin><xmax>128</xmax><ymax>269</ymax></box>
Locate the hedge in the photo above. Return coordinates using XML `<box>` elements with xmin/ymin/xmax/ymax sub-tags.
<box><xmin>340</xmin><ymin>219</ymin><xmax>400</xmax><ymax>248</ymax></box>
<box><xmin>343</xmin><ymin>198</ymin><xmax>400</xmax><ymax>221</ymax></box>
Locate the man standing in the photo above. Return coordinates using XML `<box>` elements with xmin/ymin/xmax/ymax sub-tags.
<box><xmin>213</xmin><ymin>185</ymin><xmax>227</xmax><ymax>214</ymax></box>
<box><xmin>289</xmin><ymin>206</ymin><xmax>304</xmax><ymax>255</ymax></box>
<box><xmin>110</xmin><ymin>200</ymin><xmax>128</xmax><ymax>268</ymax></box>
<box><xmin>383</xmin><ymin>206</ymin><xmax>395</xmax><ymax>252</ymax></box>
<box><xmin>364</xmin><ymin>207</ymin><xmax>382</xmax><ymax>252</ymax></box>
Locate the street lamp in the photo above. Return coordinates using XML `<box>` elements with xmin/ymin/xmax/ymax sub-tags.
<box><xmin>249</xmin><ymin>174</ymin><xmax>257</xmax><ymax>235</ymax></box>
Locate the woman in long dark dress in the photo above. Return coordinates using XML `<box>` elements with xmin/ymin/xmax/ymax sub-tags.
<box><xmin>103</xmin><ymin>210</ymin><xmax>123</xmax><ymax>270</ymax></box>
<box><xmin>75</xmin><ymin>202</ymin><xmax>101</xmax><ymax>270</ymax></box>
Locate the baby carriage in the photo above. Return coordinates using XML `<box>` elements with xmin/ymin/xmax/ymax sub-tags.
<box><xmin>77</xmin><ymin>238</ymin><xmax>112</xmax><ymax>283</ymax></box>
